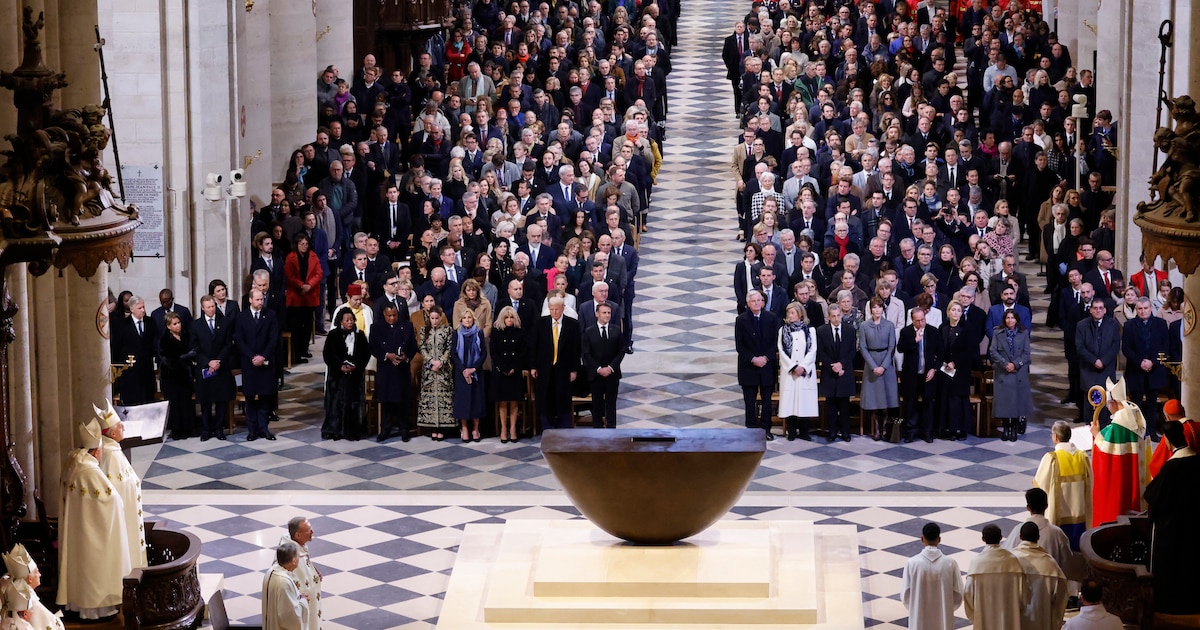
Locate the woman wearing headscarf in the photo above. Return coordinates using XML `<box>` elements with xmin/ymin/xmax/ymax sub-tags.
<box><xmin>321</xmin><ymin>309</ymin><xmax>370</xmax><ymax>441</ymax></box>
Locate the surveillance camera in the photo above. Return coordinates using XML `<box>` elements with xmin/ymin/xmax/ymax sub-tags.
<box><xmin>203</xmin><ymin>173</ymin><xmax>223</xmax><ymax>201</ymax></box>
<box><xmin>229</xmin><ymin>169</ymin><xmax>247</xmax><ymax>198</ymax></box>
<box><xmin>206</xmin><ymin>173</ymin><xmax>223</xmax><ymax>187</ymax></box>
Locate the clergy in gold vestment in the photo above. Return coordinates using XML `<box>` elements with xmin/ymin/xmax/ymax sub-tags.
<box><xmin>1033</xmin><ymin>421</ymin><xmax>1092</xmax><ymax>550</ymax></box>
<box><xmin>0</xmin><ymin>579</ymin><xmax>35</xmax><ymax>630</ymax></box>
<box><xmin>95</xmin><ymin>400</ymin><xmax>148</xmax><ymax>569</ymax></box>
<box><xmin>56</xmin><ymin>420</ymin><xmax>132</xmax><ymax>619</ymax></box>
<box><xmin>262</xmin><ymin>543</ymin><xmax>309</xmax><ymax>630</ymax></box>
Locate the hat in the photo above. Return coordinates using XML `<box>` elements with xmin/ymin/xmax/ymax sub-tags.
<box><xmin>346</xmin><ymin>283</ymin><xmax>364</xmax><ymax>297</ymax></box>
<box><xmin>2</xmin><ymin>544</ymin><xmax>36</xmax><ymax>580</ymax></box>
<box><xmin>1105</xmin><ymin>376</ymin><xmax>1128</xmax><ymax>404</ymax></box>
<box><xmin>0</xmin><ymin>580</ymin><xmax>33</xmax><ymax>613</ymax></box>
<box><xmin>1165</xmin><ymin>399</ymin><xmax>1184</xmax><ymax>417</ymax></box>
<box><xmin>93</xmin><ymin>399</ymin><xmax>120</xmax><ymax>431</ymax></box>
<box><xmin>77</xmin><ymin>419</ymin><xmax>103</xmax><ymax>450</ymax></box>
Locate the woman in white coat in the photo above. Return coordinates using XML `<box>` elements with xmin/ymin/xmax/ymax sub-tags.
<box><xmin>778</xmin><ymin>302</ymin><xmax>819</xmax><ymax>441</ymax></box>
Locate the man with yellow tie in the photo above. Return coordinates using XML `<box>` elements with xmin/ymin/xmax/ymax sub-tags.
<box><xmin>530</xmin><ymin>296</ymin><xmax>582</xmax><ymax>430</ymax></box>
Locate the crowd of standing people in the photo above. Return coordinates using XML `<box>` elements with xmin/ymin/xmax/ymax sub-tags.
<box><xmin>110</xmin><ymin>0</ymin><xmax>681</xmax><ymax>445</ymax></box>
<box><xmin>726</xmin><ymin>0</ymin><xmax>1182</xmax><ymax>445</ymax></box>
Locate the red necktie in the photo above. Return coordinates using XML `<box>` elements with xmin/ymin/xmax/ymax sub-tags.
<box><xmin>1104</xmin><ymin>272</ymin><xmax>1110</xmax><ymax>292</ymax></box>
<box><xmin>638</xmin><ymin>81</ymin><xmax>643</xmax><ymax>97</ymax></box>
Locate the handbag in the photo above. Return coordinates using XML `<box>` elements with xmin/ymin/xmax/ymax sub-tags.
<box><xmin>887</xmin><ymin>417</ymin><xmax>905</xmax><ymax>443</ymax></box>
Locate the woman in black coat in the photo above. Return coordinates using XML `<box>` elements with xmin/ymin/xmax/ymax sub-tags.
<box><xmin>321</xmin><ymin>309</ymin><xmax>371</xmax><ymax>440</ymax></box>
<box><xmin>370</xmin><ymin>303</ymin><xmax>418</xmax><ymax>442</ymax></box>
<box><xmin>491</xmin><ymin>306</ymin><xmax>527</xmax><ymax>443</ymax></box>
<box><xmin>157</xmin><ymin>312</ymin><xmax>197</xmax><ymax>440</ymax></box>
<box><xmin>938</xmin><ymin>301</ymin><xmax>975</xmax><ymax>441</ymax></box>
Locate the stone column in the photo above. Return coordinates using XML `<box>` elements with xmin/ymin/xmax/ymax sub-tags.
<box><xmin>0</xmin><ymin>0</ymin><xmax>19</xmax><ymax>135</ymax></box>
<box><xmin>5</xmin><ymin>265</ymin><xmax>35</xmax><ymax>519</ymax></box>
<box><xmin>270</xmin><ymin>0</ymin><xmax>317</xmax><ymax>179</ymax></box>
<box><xmin>316</xmin><ymin>0</ymin><xmax>354</xmax><ymax>88</ymax></box>
<box><xmin>66</xmin><ymin>272</ymin><xmax>111</xmax><ymax>439</ymax></box>
<box><xmin>53</xmin><ymin>0</ymin><xmax>100</xmax><ymax>107</ymax></box>
<box><xmin>29</xmin><ymin>273</ymin><xmax>66</xmax><ymax>516</ymax></box>
<box><xmin>236</xmin><ymin>0</ymin><xmax>275</xmax><ymax>203</ymax></box>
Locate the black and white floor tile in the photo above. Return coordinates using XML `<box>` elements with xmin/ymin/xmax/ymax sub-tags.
<box><xmin>138</xmin><ymin>1</ymin><xmax>1090</xmax><ymax>627</ymax></box>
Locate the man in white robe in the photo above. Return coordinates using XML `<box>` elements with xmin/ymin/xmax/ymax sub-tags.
<box><xmin>280</xmin><ymin>517</ymin><xmax>321</xmax><ymax>630</ymax></box>
<box><xmin>95</xmin><ymin>400</ymin><xmax>148</xmax><ymax>570</ymax></box>
<box><xmin>2</xmin><ymin>544</ymin><xmax>64</xmax><ymax>630</ymax></box>
<box><xmin>262</xmin><ymin>542</ymin><xmax>309</xmax><ymax>630</ymax></box>
<box><xmin>1005</xmin><ymin>488</ymin><xmax>1081</xmax><ymax>581</ymax></box>
<box><xmin>964</xmin><ymin>524</ymin><xmax>1028</xmax><ymax>629</ymax></box>
<box><xmin>56</xmin><ymin>419</ymin><xmax>132</xmax><ymax>620</ymax></box>
<box><xmin>1010</xmin><ymin>522</ymin><xmax>1070</xmax><ymax>630</ymax></box>
<box><xmin>900</xmin><ymin>522</ymin><xmax>963</xmax><ymax>630</ymax></box>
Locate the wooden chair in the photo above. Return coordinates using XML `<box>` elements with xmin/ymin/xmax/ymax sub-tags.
<box><xmin>571</xmin><ymin>393</ymin><xmax>594</xmax><ymax>426</ymax></box>
<box><xmin>282</xmin><ymin>332</ymin><xmax>293</xmax><ymax>368</ymax></box>
<box><xmin>523</xmin><ymin>370</ymin><xmax>537</xmax><ymax>436</ymax></box>
<box><xmin>973</xmin><ymin>369</ymin><xmax>997</xmax><ymax>437</ymax></box>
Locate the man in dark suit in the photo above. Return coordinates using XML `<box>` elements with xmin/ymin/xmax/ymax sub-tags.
<box><xmin>817</xmin><ymin>304</ymin><xmax>858</xmax><ymax>442</ymax></box>
<box><xmin>722</xmin><ymin>22</ymin><xmax>751</xmax><ymax>114</ymax></box>
<box><xmin>370</xmin><ymin>303</ymin><xmax>418</xmax><ymax>442</ymax></box>
<box><xmin>1058</xmin><ymin>269</ymin><xmax>1090</xmax><ymax>406</ymax></box>
<box><xmin>759</xmin><ymin>267</ymin><xmax>788</xmax><ymax>319</ymax></box>
<box><xmin>578</xmin><ymin>281</ymin><xmax>624</xmax><ymax>333</ymax></box>
<box><xmin>372</xmin><ymin>271</ymin><xmax>410</xmax><ymax>323</ymax></box>
<box><xmin>417</xmin><ymin>268</ymin><xmax>459</xmax><ymax>314</ymax></box>
<box><xmin>988</xmin><ymin>254</ymin><xmax>1031</xmax><ymax>307</ymax></box>
<box><xmin>1123</xmin><ymin>298</ymin><xmax>1170</xmax><ymax>439</ymax></box>
<box><xmin>494</xmin><ymin>278</ymin><xmax>540</xmax><ymax>335</ymax></box>
<box><xmin>1076</xmin><ymin>299</ymin><xmax>1121</xmax><ymax>425</ymax></box>
<box><xmin>524</xmin><ymin>196</ymin><xmax>564</xmax><ymax>248</ymax></box>
<box><xmin>149</xmin><ymin>288</ymin><xmax>193</xmax><ymax>333</ymax></box>
<box><xmin>518</xmin><ymin>222</ymin><xmax>557</xmax><ymax>271</ymax></box>
<box><xmin>376</xmin><ymin>184</ymin><xmax>412</xmax><ymax>262</ymax></box>
<box><xmin>530</xmin><ymin>298</ymin><xmax>582</xmax><ymax>430</ymax></box>
<box><xmin>249</xmin><ymin>232</ymin><xmax>286</xmax><ymax>300</ymax></box>
<box><xmin>735</xmin><ymin>290</ymin><xmax>780</xmax><ymax>440</ymax></box>
<box><xmin>1084</xmin><ymin>251</ymin><xmax>1124</xmax><ymax>301</ymax></box>
<box><xmin>111</xmin><ymin>295</ymin><xmax>159</xmax><ymax>405</ymax></box>
<box><xmin>190</xmin><ymin>295</ymin><xmax>235</xmax><ymax>441</ymax></box>
<box><xmin>233</xmin><ymin>289</ymin><xmax>279</xmax><ymax>441</ymax></box>
<box><xmin>581</xmin><ymin>303</ymin><xmax>625</xmax><ymax>429</ymax></box>
<box><xmin>897</xmin><ymin>308</ymin><xmax>943</xmax><ymax>443</ymax></box>
<box><xmin>341</xmin><ymin>248</ymin><xmax>380</xmax><ymax>299</ymax></box>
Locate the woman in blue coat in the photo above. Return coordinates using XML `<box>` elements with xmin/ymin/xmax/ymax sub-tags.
<box><xmin>452</xmin><ymin>309</ymin><xmax>489</xmax><ymax>442</ymax></box>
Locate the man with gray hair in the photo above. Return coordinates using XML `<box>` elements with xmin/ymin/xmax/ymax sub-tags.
<box><xmin>111</xmin><ymin>294</ymin><xmax>159</xmax><ymax>405</ymax></box>
<box><xmin>281</xmin><ymin>517</ymin><xmax>321</xmax><ymax>630</ymax></box>
<box><xmin>263</xmin><ymin>542</ymin><xmax>309</xmax><ymax>630</ymax></box>
<box><xmin>319</xmin><ymin>159</ymin><xmax>360</xmax><ymax>239</ymax></box>
<box><xmin>530</xmin><ymin>296</ymin><xmax>582</xmax><ymax>430</ymax></box>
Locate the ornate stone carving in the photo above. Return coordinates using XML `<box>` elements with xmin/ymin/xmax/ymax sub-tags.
<box><xmin>1136</xmin><ymin>94</ymin><xmax>1200</xmax><ymax>274</ymax></box>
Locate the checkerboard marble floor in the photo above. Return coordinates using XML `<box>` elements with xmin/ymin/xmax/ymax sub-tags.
<box><xmin>138</xmin><ymin>0</ymin><xmax>1092</xmax><ymax>627</ymax></box>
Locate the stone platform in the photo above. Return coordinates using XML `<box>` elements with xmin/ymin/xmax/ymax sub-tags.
<box><xmin>437</xmin><ymin>520</ymin><xmax>865</xmax><ymax>629</ymax></box>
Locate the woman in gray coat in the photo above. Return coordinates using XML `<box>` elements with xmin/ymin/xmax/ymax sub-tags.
<box><xmin>988</xmin><ymin>310</ymin><xmax>1034</xmax><ymax>441</ymax></box>
<box><xmin>859</xmin><ymin>297</ymin><xmax>899</xmax><ymax>440</ymax></box>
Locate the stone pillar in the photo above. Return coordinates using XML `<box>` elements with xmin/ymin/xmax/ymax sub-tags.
<box><xmin>1182</xmin><ymin>274</ymin><xmax>1200</xmax><ymax>414</ymax></box>
<box><xmin>53</xmin><ymin>0</ymin><xmax>100</xmax><ymax>107</ymax></box>
<box><xmin>66</xmin><ymin>272</ymin><xmax>111</xmax><ymax>438</ymax></box>
<box><xmin>270</xmin><ymin>0</ymin><xmax>317</xmax><ymax>181</ymax></box>
<box><xmin>236</xmin><ymin>0</ymin><xmax>275</xmax><ymax>204</ymax></box>
<box><xmin>0</xmin><ymin>0</ymin><xmax>19</xmax><ymax>135</ymax></box>
<box><xmin>30</xmin><ymin>273</ymin><xmax>66</xmax><ymax>516</ymax></box>
<box><xmin>316</xmin><ymin>0</ymin><xmax>354</xmax><ymax>89</ymax></box>
<box><xmin>5</xmin><ymin>265</ymin><xmax>35</xmax><ymax>519</ymax></box>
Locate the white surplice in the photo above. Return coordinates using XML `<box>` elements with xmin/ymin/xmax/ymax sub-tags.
<box><xmin>262</xmin><ymin>564</ymin><xmax>309</xmax><ymax>630</ymax></box>
<box><xmin>901</xmin><ymin>545</ymin><xmax>963</xmax><ymax>630</ymax></box>
<box><xmin>964</xmin><ymin>544</ymin><xmax>1029</xmax><ymax>629</ymax></box>
<box><xmin>1011</xmin><ymin>541</ymin><xmax>1069</xmax><ymax>630</ymax></box>
<box><xmin>279</xmin><ymin>536</ymin><xmax>321</xmax><ymax>630</ymax></box>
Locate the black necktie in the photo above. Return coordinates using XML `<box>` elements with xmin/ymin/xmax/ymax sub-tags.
<box><xmin>136</xmin><ymin>320</ymin><xmax>143</xmax><ymax>336</ymax></box>
<box><xmin>601</xmin><ymin>326</ymin><xmax>608</xmax><ymax>340</ymax></box>
<box><xmin>254</xmin><ymin>311</ymin><xmax>260</xmax><ymax>321</ymax></box>
<box><xmin>359</xmin><ymin>271</ymin><xmax>365</xmax><ymax>281</ymax></box>
<box><xmin>834</xmin><ymin>327</ymin><xmax>840</xmax><ymax>346</ymax></box>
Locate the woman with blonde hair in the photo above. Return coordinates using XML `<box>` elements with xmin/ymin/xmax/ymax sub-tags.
<box><xmin>491</xmin><ymin>306</ymin><xmax>526</xmax><ymax>443</ymax></box>
<box><xmin>778</xmin><ymin>302</ymin><xmax>818</xmax><ymax>440</ymax></box>
<box><xmin>452</xmin><ymin>310</ymin><xmax>488</xmax><ymax>442</ymax></box>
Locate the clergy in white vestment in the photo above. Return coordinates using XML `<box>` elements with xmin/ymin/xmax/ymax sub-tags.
<box><xmin>1033</xmin><ymin>421</ymin><xmax>1092</xmax><ymax>550</ymax></box>
<box><xmin>1010</xmin><ymin>522</ymin><xmax>1070</xmax><ymax>630</ymax></box>
<box><xmin>1061</xmin><ymin>579</ymin><xmax>1124</xmax><ymax>630</ymax></box>
<box><xmin>281</xmin><ymin>517</ymin><xmax>321</xmax><ymax>630</ymax></box>
<box><xmin>964</xmin><ymin>524</ymin><xmax>1029</xmax><ymax>630</ymax></box>
<box><xmin>262</xmin><ymin>542</ymin><xmax>309</xmax><ymax>630</ymax></box>
<box><xmin>2</xmin><ymin>544</ymin><xmax>64</xmax><ymax>630</ymax></box>
<box><xmin>95</xmin><ymin>400</ymin><xmax>148</xmax><ymax>570</ymax></box>
<box><xmin>0</xmin><ymin>577</ymin><xmax>35</xmax><ymax>630</ymax></box>
<box><xmin>1004</xmin><ymin>488</ymin><xmax>1083</xmax><ymax>581</ymax></box>
<box><xmin>55</xmin><ymin>419</ymin><xmax>132</xmax><ymax>620</ymax></box>
<box><xmin>900</xmin><ymin>522</ymin><xmax>963</xmax><ymax>630</ymax></box>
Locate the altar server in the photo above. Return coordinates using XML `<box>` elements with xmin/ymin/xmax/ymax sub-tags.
<box><xmin>901</xmin><ymin>522</ymin><xmax>963</xmax><ymax>630</ymax></box>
